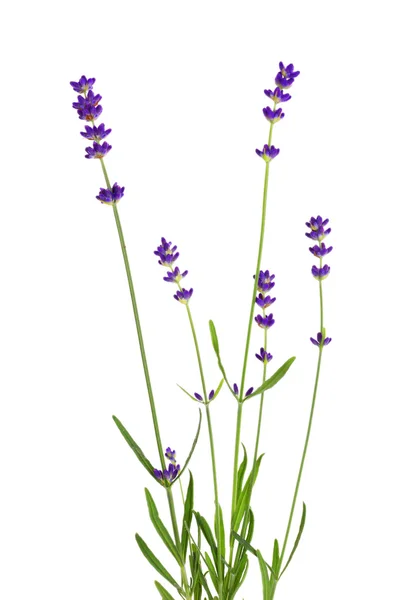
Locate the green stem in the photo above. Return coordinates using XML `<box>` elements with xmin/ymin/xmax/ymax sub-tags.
<box><xmin>271</xmin><ymin>243</ymin><xmax>326</xmax><ymax>600</ymax></box>
<box><xmin>184</xmin><ymin>301</ymin><xmax>224</xmax><ymax>598</ymax></box>
<box><xmin>96</xmin><ymin>157</ymin><xmax>192</xmax><ymax>598</ymax></box>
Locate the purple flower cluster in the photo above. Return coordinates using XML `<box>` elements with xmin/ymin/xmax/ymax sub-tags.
<box><xmin>253</xmin><ymin>269</ymin><xmax>275</xmax><ymax>364</ymax></box>
<box><xmin>155</xmin><ymin>238</ymin><xmax>193</xmax><ymax>305</ymax></box>
<box><xmin>194</xmin><ymin>390</ymin><xmax>215</xmax><ymax>402</ymax></box>
<box><xmin>71</xmin><ymin>75</ymin><xmax>124</xmax><ymax>206</ymax></box>
<box><xmin>256</xmin><ymin>61</ymin><xmax>300</xmax><ymax>161</ymax></box>
<box><xmin>306</xmin><ymin>216</ymin><xmax>333</xmax><ymax>347</ymax></box>
<box><xmin>154</xmin><ymin>447</ymin><xmax>181</xmax><ymax>484</ymax></box>
<box><xmin>232</xmin><ymin>383</ymin><xmax>253</xmax><ymax>399</ymax></box>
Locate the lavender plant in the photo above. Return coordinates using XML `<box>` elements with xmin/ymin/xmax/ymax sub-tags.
<box><xmin>70</xmin><ymin>62</ymin><xmax>332</xmax><ymax>599</ymax></box>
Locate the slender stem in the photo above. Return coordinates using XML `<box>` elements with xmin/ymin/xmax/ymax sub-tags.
<box><xmin>271</xmin><ymin>243</ymin><xmax>327</xmax><ymax>600</ymax></box>
<box><xmin>96</xmin><ymin>157</ymin><xmax>192</xmax><ymax>598</ymax></box>
<box><xmin>184</xmin><ymin>301</ymin><xmax>224</xmax><ymax>598</ymax></box>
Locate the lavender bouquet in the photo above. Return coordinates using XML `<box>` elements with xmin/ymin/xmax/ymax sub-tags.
<box><xmin>70</xmin><ymin>62</ymin><xmax>332</xmax><ymax>599</ymax></box>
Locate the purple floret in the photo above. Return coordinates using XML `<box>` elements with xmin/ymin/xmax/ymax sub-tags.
<box><xmin>263</xmin><ymin>106</ymin><xmax>285</xmax><ymax>123</ymax></box>
<box><xmin>174</xmin><ymin>288</ymin><xmax>193</xmax><ymax>304</ymax></box>
<box><xmin>154</xmin><ymin>238</ymin><xmax>179</xmax><ymax>267</ymax></box>
<box><xmin>245</xmin><ymin>387</ymin><xmax>254</xmax><ymax>397</ymax></box>
<box><xmin>255</xmin><ymin>294</ymin><xmax>276</xmax><ymax>309</ymax></box>
<box><xmin>309</xmin><ymin>242</ymin><xmax>333</xmax><ymax>258</ymax></box>
<box><xmin>264</xmin><ymin>87</ymin><xmax>291</xmax><ymax>103</ymax></box>
<box><xmin>165</xmin><ymin>447</ymin><xmax>177</xmax><ymax>463</ymax></box>
<box><xmin>154</xmin><ymin>463</ymin><xmax>181</xmax><ymax>484</ymax></box>
<box><xmin>255</xmin><ymin>270</ymin><xmax>275</xmax><ymax>293</ymax></box>
<box><xmin>305</xmin><ymin>216</ymin><xmax>331</xmax><ymax>241</ymax></box>
<box><xmin>70</xmin><ymin>75</ymin><xmax>96</xmax><ymax>94</ymax></box>
<box><xmin>194</xmin><ymin>392</ymin><xmax>203</xmax><ymax>402</ymax></box>
<box><xmin>310</xmin><ymin>332</ymin><xmax>332</xmax><ymax>347</ymax></box>
<box><xmin>233</xmin><ymin>383</ymin><xmax>239</xmax><ymax>396</ymax></box>
<box><xmin>78</xmin><ymin>104</ymin><xmax>103</xmax><ymax>122</ymax></box>
<box><xmin>255</xmin><ymin>144</ymin><xmax>280</xmax><ymax>162</ymax></box>
<box><xmin>80</xmin><ymin>123</ymin><xmax>112</xmax><ymax>141</ymax></box>
<box><xmin>85</xmin><ymin>141</ymin><xmax>112</xmax><ymax>159</ymax></box>
<box><xmin>96</xmin><ymin>182</ymin><xmax>125</xmax><ymax>204</ymax></box>
<box><xmin>312</xmin><ymin>265</ymin><xmax>330</xmax><ymax>280</ymax></box>
<box><xmin>255</xmin><ymin>348</ymin><xmax>273</xmax><ymax>363</ymax></box>
<box><xmin>163</xmin><ymin>267</ymin><xmax>188</xmax><ymax>283</ymax></box>
<box><xmin>208</xmin><ymin>390</ymin><xmax>215</xmax><ymax>400</ymax></box>
<box><xmin>278</xmin><ymin>62</ymin><xmax>300</xmax><ymax>79</ymax></box>
<box><xmin>255</xmin><ymin>314</ymin><xmax>275</xmax><ymax>329</ymax></box>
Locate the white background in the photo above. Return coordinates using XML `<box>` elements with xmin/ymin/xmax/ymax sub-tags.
<box><xmin>1</xmin><ymin>0</ymin><xmax>399</xmax><ymax>598</ymax></box>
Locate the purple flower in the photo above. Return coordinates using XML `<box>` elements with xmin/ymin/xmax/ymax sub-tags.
<box><xmin>255</xmin><ymin>144</ymin><xmax>280</xmax><ymax>162</ymax></box>
<box><xmin>73</xmin><ymin>91</ymin><xmax>102</xmax><ymax>110</ymax></box>
<box><xmin>312</xmin><ymin>265</ymin><xmax>330</xmax><ymax>280</ymax></box>
<box><xmin>255</xmin><ymin>294</ymin><xmax>276</xmax><ymax>309</ymax></box>
<box><xmin>245</xmin><ymin>387</ymin><xmax>254</xmax><ymax>397</ymax></box>
<box><xmin>310</xmin><ymin>332</ymin><xmax>332</xmax><ymax>347</ymax></box>
<box><xmin>255</xmin><ymin>347</ymin><xmax>273</xmax><ymax>363</ymax></box>
<box><xmin>165</xmin><ymin>447</ymin><xmax>177</xmax><ymax>464</ymax></box>
<box><xmin>174</xmin><ymin>288</ymin><xmax>193</xmax><ymax>304</ymax></box>
<box><xmin>163</xmin><ymin>267</ymin><xmax>188</xmax><ymax>283</ymax></box>
<box><xmin>154</xmin><ymin>238</ymin><xmax>179</xmax><ymax>267</ymax></box>
<box><xmin>80</xmin><ymin>123</ymin><xmax>112</xmax><ymax>141</ymax></box>
<box><xmin>264</xmin><ymin>87</ymin><xmax>291</xmax><ymax>103</ymax></box>
<box><xmin>85</xmin><ymin>141</ymin><xmax>112</xmax><ymax>159</ymax></box>
<box><xmin>154</xmin><ymin>463</ymin><xmax>181</xmax><ymax>484</ymax></box>
<box><xmin>255</xmin><ymin>270</ymin><xmax>275</xmax><ymax>293</ymax></box>
<box><xmin>278</xmin><ymin>62</ymin><xmax>300</xmax><ymax>80</ymax></box>
<box><xmin>70</xmin><ymin>75</ymin><xmax>96</xmax><ymax>94</ymax></box>
<box><xmin>309</xmin><ymin>242</ymin><xmax>333</xmax><ymax>258</ymax></box>
<box><xmin>255</xmin><ymin>314</ymin><xmax>275</xmax><ymax>329</ymax></box>
<box><xmin>208</xmin><ymin>390</ymin><xmax>215</xmax><ymax>400</ymax></box>
<box><xmin>305</xmin><ymin>216</ymin><xmax>331</xmax><ymax>241</ymax></box>
<box><xmin>194</xmin><ymin>392</ymin><xmax>203</xmax><ymax>402</ymax></box>
<box><xmin>233</xmin><ymin>383</ymin><xmax>239</xmax><ymax>396</ymax></box>
<box><xmin>78</xmin><ymin>104</ymin><xmax>103</xmax><ymax>122</ymax></box>
<box><xmin>96</xmin><ymin>182</ymin><xmax>125</xmax><ymax>204</ymax></box>
<box><xmin>263</xmin><ymin>106</ymin><xmax>285</xmax><ymax>123</ymax></box>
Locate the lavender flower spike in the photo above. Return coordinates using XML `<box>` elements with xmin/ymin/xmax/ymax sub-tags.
<box><xmin>255</xmin><ymin>144</ymin><xmax>280</xmax><ymax>162</ymax></box>
<box><xmin>310</xmin><ymin>332</ymin><xmax>332</xmax><ymax>347</ymax></box>
<box><xmin>96</xmin><ymin>183</ymin><xmax>125</xmax><ymax>205</ymax></box>
<box><xmin>174</xmin><ymin>288</ymin><xmax>193</xmax><ymax>304</ymax></box>
<box><xmin>154</xmin><ymin>463</ymin><xmax>181</xmax><ymax>485</ymax></box>
<box><xmin>312</xmin><ymin>265</ymin><xmax>330</xmax><ymax>280</ymax></box>
<box><xmin>255</xmin><ymin>348</ymin><xmax>273</xmax><ymax>363</ymax></box>
<box><xmin>85</xmin><ymin>141</ymin><xmax>112</xmax><ymax>159</ymax></box>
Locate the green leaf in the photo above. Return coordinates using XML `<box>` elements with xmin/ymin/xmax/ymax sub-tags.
<box><xmin>257</xmin><ymin>549</ymin><xmax>271</xmax><ymax>600</ymax></box>
<box><xmin>236</xmin><ymin>444</ymin><xmax>248</xmax><ymax>498</ymax></box>
<box><xmin>204</xmin><ymin>551</ymin><xmax>219</xmax><ymax>591</ymax></box>
<box><xmin>211</xmin><ymin>378</ymin><xmax>225</xmax><ymax>401</ymax></box>
<box><xmin>154</xmin><ymin>580</ymin><xmax>177</xmax><ymax>600</ymax></box>
<box><xmin>174</xmin><ymin>409</ymin><xmax>202</xmax><ymax>482</ymax></box>
<box><xmin>272</xmin><ymin>539</ymin><xmax>280</xmax><ymax>574</ymax></box>
<box><xmin>112</xmin><ymin>416</ymin><xmax>155</xmax><ymax>477</ymax></box>
<box><xmin>231</xmin><ymin>531</ymin><xmax>276</xmax><ymax>578</ymax></box>
<box><xmin>177</xmin><ymin>384</ymin><xmax>201</xmax><ymax>403</ymax></box>
<box><xmin>246</xmin><ymin>508</ymin><xmax>255</xmax><ymax>545</ymax></box>
<box><xmin>145</xmin><ymin>489</ymin><xmax>182</xmax><ymax>565</ymax></box>
<box><xmin>279</xmin><ymin>502</ymin><xmax>307</xmax><ymax>578</ymax></box>
<box><xmin>181</xmin><ymin>472</ymin><xmax>194</xmax><ymax>561</ymax></box>
<box><xmin>233</xmin><ymin>454</ymin><xmax>264</xmax><ymax>532</ymax></box>
<box><xmin>229</xmin><ymin>554</ymin><xmax>249</xmax><ymax>598</ymax></box>
<box><xmin>135</xmin><ymin>534</ymin><xmax>182</xmax><ymax>592</ymax></box>
<box><xmin>245</xmin><ymin>357</ymin><xmax>296</xmax><ymax>400</ymax></box>
<box><xmin>208</xmin><ymin>320</ymin><xmax>235</xmax><ymax>396</ymax></box>
<box><xmin>214</xmin><ymin>503</ymin><xmax>225</xmax><ymax>560</ymax></box>
<box><xmin>194</xmin><ymin>512</ymin><xmax>218</xmax><ymax>567</ymax></box>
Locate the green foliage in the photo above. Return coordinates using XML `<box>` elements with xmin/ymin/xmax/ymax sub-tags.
<box><xmin>135</xmin><ymin>534</ymin><xmax>183</xmax><ymax>592</ymax></box>
<box><xmin>232</xmin><ymin>454</ymin><xmax>264</xmax><ymax>532</ymax></box>
<box><xmin>181</xmin><ymin>472</ymin><xmax>194</xmax><ymax>561</ymax></box>
<box><xmin>257</xmin><ymin>549</ymin><xmax>271</xmax><ymax>600</ymax></box>
<box><xmin>208</xmin><ymin>320</ymin><xmax>235</xmax><ymax>396</ymax></box>
<box><xmin>144</xmin><ymin>488</ymin><xmax>182</xmax><ymax>565</ymax></box>
<box><xmin>244</xmin><ymin>357</ymin><xmax>296</xmax><ymax>400</ymax></box>
<box><xmin>174</xmin><ymin>409</ymin><xmax>202</xmax><ymax>483</ymax></box>
<box><xmin>279</xmin><ymin>502</ymin><xmax>307</xmax><ymax>578</ymax></box>
<box><xmin>154</xmin><ymin>580</ymin><xmax>177</xmax><ymax>600</ymax></box>
<box><xmin>112</xmin><ymin>416</ymin><xmax>156</xmax><ymax>478</ymax></box>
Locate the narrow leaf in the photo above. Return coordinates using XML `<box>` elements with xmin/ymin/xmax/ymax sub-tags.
<box><xmin>154</xmin><ymin>581</ymin><xmax>176</xmax><ymax>600</ymax></box>
<box><xmin>233</xmin><ymin>454</ymin><xmax>264</xmax><ymax>532</ymax></box>
<box><xmin>211</xmin><ymin>378</ymin><xmax>225</xmax><ymax>401</ymax></box>
<box><xmin>181</xmin><ymin>472</ymin><xmax>194</xmax><ymax>561</ymax></box>
<box><xmin>209</xmin><ymin>319</ymin><xmax>220</xmax><ymax>354</ymax></box>
<box><xmin>246</xmin><ymin>508</ymin><xmax>255</xmax><ymax>545</ymax></box>
<box><xmin>236</xmin><ymin>444</ymin><xmax>248</xmax><ymax>498</ymax></box>
<box><xmin>135</xmin><ymin>534</ymin><xmax>182</xmax><ymax>592</ymax></box>
<box><xmin>231</xmin><ymin>531</ymin><xmax>276</xmax><ymax>577</ymax></box>
<box><xmin>177</xmin><ymin>384</ymin><xmax>201</xmax><ymax>404</ymax></box>
<box><xmin>279</xmin><ymin>502</ymin><xmax>307</xmax><ymax>578</ymax></box>
<box><xmin>272</xmin><ymin>539</ymin><xmax>280</xmax><ymax>574</ymax></box>
<box><xmin>257</xmin><ymin>549</ymin><xmax>271</xmax><ymax>600</ymax></box>
<box><xmin>194</xmin><ymin>511</ymin><xmax>218</xmax><ymax>567</ymax></box>
<box><xmin>204</xmin><ymin>551</ymin><xmax>219</xmax><ymax>591</ymax></box>
<box><xmin>230</xmin><ymin>554</ymin><xmax>249</xmax><ymax>598</ymax></box>
<box><xmin>112</xmin><ymin>416</ymin><xmax>155</xmax><ymax>477</ymax></box>
<box><xmin>245</xmin><ymin>357</ymin><xmax>296</xmax><ymax>400</ymax></box>
<box><xmin>214</xmin><ymin>503</ymin><xmax>225</xmax><ymax>560</ymax></box>
<box><xmin>145</xmin><ymin>489</ymin><xmax>182</xmax><ymax>565</ymax></box>
<box><xmin>174</xmin><ymin>409</ymin><xmax>202</xmax><ymax>482</ymax></box>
